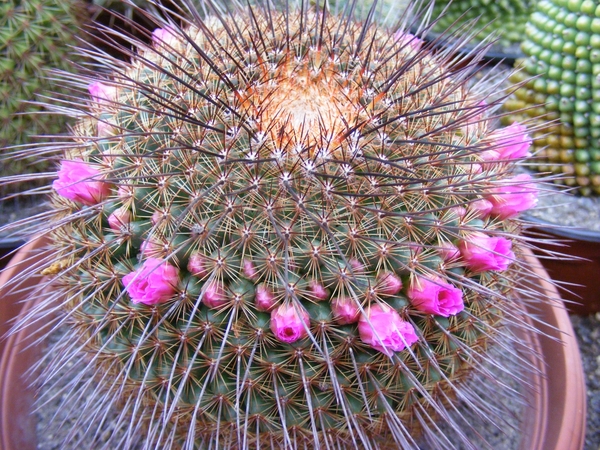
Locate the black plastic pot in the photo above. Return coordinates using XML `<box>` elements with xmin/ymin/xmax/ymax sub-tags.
<box><xmin>524</xmin><ymin>216</ymin><xmax>600</xmax><ymax>314</ymax></box>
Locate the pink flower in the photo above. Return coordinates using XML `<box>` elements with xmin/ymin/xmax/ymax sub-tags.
<box><xmin>270</xmin><ymin>303</ymin><xmax>310</xmax><ymax>343</ymax></box>
<box><xmin>243</xmin><ymin>259</ymin><xmax>259</xmax><ymax>280</ymax></box>
<box><xmin>97</xmin><ymin>120</ymin><xmax>115</xmax><ymax>137</ymax></box>
<box><xmin>255</xmin><ymin>283</ymin><xmax>276</xmax><ymax>311</ymax></box>
<box><xmin>358</xmin><ymin>304</ymin><xmax>418</xmax><ymax>355</ymax></box>
<box><xmin>122</xmin><ymin>258</ymin><xmax>179</xmax><ymax>305</ymax></box>
<box><xmin>151</xmin><ymin>27</ymin><xmax>179</xmax><ymax>47</ymax></box>
<box><xmin>187</xmin><ymin>253</ymin><xmax>210</xmax><ymax>277</ymax></box>
<box><xmin>376</xmin><ymin>271</ymin><xmax>403</xmax><ymax>295</ymax></box>
<box><xmin>462</xmin><ymin>101</ymin><xmax>487</xmax><ymax>136</ymax></box>
<box><xmin>395</xmin><ymin>32</ymin><xmax>423</xmax><ymax>51</ymax></box>
<box><xmin>88</xmin><ymin>82</ymin><xmax>117</xmax><ymax>104</ymax></box>
<box><xmin>202</xmin><ymin>281</ymin><xmax>227</xmax><ymax>309</ymax></box>
<box><xmin>117</xmin><ymin>185</ymin><xmax>133</xmax><ymax>201</ymax></box>
<box><xmin>469</xmin><ymin>199</ymin><xmax>493</xmax><ymax>219</ymax></box>
<box><xmin>140</xmin><ymin>237</ymin><xmax>163</xmax><ymax>257</ymax></box>
<box><xmin>53</xmin><ymin>160</ymin><xmax>111</xmax><ymax>205</ymax></box>
<box><xmin>331</xmin><ymin>296</ymin><xmax>360</xmax><ymax>324</ymax></box>
<box><xmin>458</xmin><ymin>233</ymin><xmax>515</xmax><ymax>272</ymax></box>
<box><xmin>407</xmin><ymin>276</ymin><xmax>464</xmax><ymax>317</ymax></box>
<box><xmin>486</xmin><ymin>174</ymin><xmax>538</xmax><ymax>219</ymax></box>
<box><xmin>309</xmin><ymin>281</ymin><xmax>329</xmax><ymax>301</ymax></box>
<box><xmin>483</xmin><ymin>122</ymin><xmax>532</xmax><ymax>161</ymax></box>
<box><xmin>108</xmin><ymin>207</ymin><xmax>131</xmax><ymax>230</ymax></box>
<box><xmin>437</xmin><ymin>242</ymin><xmax>460</xmax><ymax>261</ymax></box>
<box><xmin>452</xmin><ymin>206</ymin><xmax>467</xmax><ymax>218</ymax></box>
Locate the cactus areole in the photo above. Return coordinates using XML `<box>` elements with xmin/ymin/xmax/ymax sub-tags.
<box><xmin>42</xmin><ymin>2</ymin><xmax>540</xmax><ymax>448</ymax></box>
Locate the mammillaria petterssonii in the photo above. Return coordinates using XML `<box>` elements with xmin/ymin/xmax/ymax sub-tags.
<box><xmin>6</xmin><ymin>1</ymin><xmax>548</xmax><ymax>448</ymax></box>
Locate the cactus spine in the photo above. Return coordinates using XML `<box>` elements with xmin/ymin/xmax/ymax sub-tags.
<box><xmin>504</xmin><ymin>0</ymin><xmax>600</xmax><ymax>195</ymax></box>
<box><xmin>12</xmin><ymin>1</ymin><xmax>546</xmax><ymax>448</ymax></box>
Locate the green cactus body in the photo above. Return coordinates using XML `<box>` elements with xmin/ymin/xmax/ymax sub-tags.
<box><xmin>23</xmin><ymin>2</ymin><xmax>544</xmax><ymax>448</ymax></box>
<box><xmin>431</xmin><ymin>0</ymin><xmax>537</xmax><ymax>49</ymax></box>
<box><xmin>503</xmin><ymin>0</ymin><xmax>600</xmax><ymax>195</ymax></box>
<box><xmin>0</xmin><ymin>0</ymin><xmax>82</xmax><ymax>196</ymax></box>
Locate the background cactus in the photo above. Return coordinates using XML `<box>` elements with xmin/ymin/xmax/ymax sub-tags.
<box><xmin>0</xmin><ymin>0</ymin><xmax>83</xmax><ymax>197</ymax></box>
<box><xmin>503</xmin><ymin>0</ymin><xmax>600</xmax><ymax>195</ymax></box>
<box><xmin>430</xmin><ymin>0</ymin><xmax>537</xmax><ymax>50</ymax></box>
<box><xmin>7</xmin><ymin>1</ymin><xmax>549</xmax><ymax>448</ymax></box>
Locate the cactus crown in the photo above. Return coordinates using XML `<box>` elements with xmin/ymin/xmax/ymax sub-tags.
<box><xmin>5</xmin><ymin>1</ymin><xmax>547</xmax><ymax>448</ymax></box>
<box><xmin>504</xmin><ymin>0</ymin><xmax>600</xmax><ymax>195</ymax></box>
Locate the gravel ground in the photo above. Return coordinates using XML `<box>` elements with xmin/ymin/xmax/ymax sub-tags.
<box><xmin>571</xmin><ymin>313</ymin><xmax>600</xmax><ymax>450</ymax></box>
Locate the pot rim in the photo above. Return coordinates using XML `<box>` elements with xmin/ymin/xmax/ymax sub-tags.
<box><xmin>523</xmin><ymin>214</ymin><xmax>600</xmax><ymax>243</ymax></box>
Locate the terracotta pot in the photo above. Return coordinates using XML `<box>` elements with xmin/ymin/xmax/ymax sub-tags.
<box><xmin>517</xmin><ymin>248</ymin><xmax>587</xmax><ymax>450</ymax></box>
<box><xmin>0</xmin><ymin>243</ymin><xmax>586</xmax><ymax>450</ymax></box>
<box><xmin>0</xmin><ymin>237</ymin><xmax>51</xmax><ymax>450</ymax></box>
<box><xmin>524</xmin><ymin>216</ymin><xmax>600</xmax><ymax>314</ymax></box>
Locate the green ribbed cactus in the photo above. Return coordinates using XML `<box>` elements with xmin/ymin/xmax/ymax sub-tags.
<box><xmin>431</xmin><ymin>0</ymin><xmax>537</xmax><ymax>49</ymax></box>
<box><xmin>0</xmin><ymin>0</ymin><xmax>82</xmax><ymax>196</ymax></box>
<box><xmin>503</xmin><ymin>0</ymin><xmax>600</xmax><ymax>195</ymax></box>
<box><xmin>9</xmin><ymin>1</ymin><xmax>548</xmax><ymax>448</ymax></box>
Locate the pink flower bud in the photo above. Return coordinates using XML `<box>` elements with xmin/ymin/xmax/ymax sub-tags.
<box><xmin>122</xmin><ymin>258</ymin><xmax>179</xmax><ymax>305</ymax></box>
<box><xmin>270</xmin><ymin>303</ymin><xmax>310</xmax><ymax>343</ymax></box>
<box><xmin>203</xmin><ymin>281</ymin><xmax>227</xmax><ymax>309</ymax></box>
<box><xmin>88</xmin><ymin>82</ymin><xmax>117</xmax><ymax>104</ymax></box>
<box><xmin>53</xmin><ymin>160</ymin><xmax>111</xmax><ymax>205</ymax></box>
<box><xmin>151</xmin><ymin>210</ymin><xmax>164</xmax><ymax>225</ymax></box>
<box><xmin>452</xmin><ymin>206</ymin><xmax>467</xmax><ymax>218</ymax></box>
<box><xmin>462</xmin><ymin>101</ymin><xmax>487</xmax><ymax>136</ymax></box>
<box><xmin>358</xmin><ymin>304</ymin><xmax>418</xmax><ymax>355</ymax></box>
<box><xmin>479</xmin><ymin>149</ymin><xmax>501</xmax><ymax>162</ymax></box>
<box><xmin>469</xmin><ymin>199</ymin><xmax>493</xmax><ymax>219</ymax></box>
<box><xmin>484</xmin><ymin>122</ymin><xmax>532</xmax><ymax>161</ymax></box>
<box><xmin>97</xmin><ymin>120</ymin><xmax>115</xmax><ymax>137</ymax></box>
<box><xmin>140</xmin><ymin>238</ymin><xmax>163</xmax><ymax>257</ymax></box>
<box><xmin>243</xmin><ymin>259</ymin><xmax>259</xmax><ymax>280</ymax></box>
<box><xmin>348</xmin><ymin>258</ymin><xmax>365</xmax><ymax>273</ymax></box>
<box><xmin>309</xmin><ymin>282</ymin><xmax>329</xmax><ymax>301</ymax></box>
<box><xmin>151</xmin><ymin>27</ymin><xmax>179</xmax><ymax>47</ymax></box>
<box><xmin>108</xmin><ymin>207</ymin><xmax>131</xmax><ymax>230</ymax></box>
<box><xmin>331</xmin><ymin>296</ymin><xmax>360</xmax><ymax>324</ymax></box>
<box><xmin>395</xmin><ymin>32</ymin><xmax>423</xmax><ymax>51</ymax></box>
<box><xmin>486</xmin><ymin>174</ymin><xmax>538</xmax><ymax>219</ymax></box>
<box><xmin>437</xmin><ymin>242</ymin><xmax>460</xmax><ymax>261</ymax></box>
<box><xmin>408</xmin><ymin>242</ymin><xmax>423</xmax><ymax>255</ymax></box>
<box><xmin>187</xmin><ymin>253</ymin><xmax>210</xmax><ymax>277</ymax></box>
<box><xmin>376</xmin><ymin>271</ymin><xmax>403</xmax><ymax>295</ymax></box>
<box><xmin>406</xmin><ymin>276</ymin><xmax>464</xmax><ymax>317</ymax></box>
<box><xmin>255</xmin><ymin>283</ymin><xmax>276</xmax><ymax>311</ymax></box>
<box><xmin>117</xmin><ymin>185</ymin><xmax>133</xmax><ymax>201</ymax></box>
<box><xmin>458</xmin><ymin>233</ymin><xmax>515</xmax><ymax>273</ymax></box>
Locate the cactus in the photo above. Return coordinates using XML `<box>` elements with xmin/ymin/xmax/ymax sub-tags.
<box><xmin>8</xmin><ymin>1</ymin><xmax>548</xmax><ymax>448</ymax></box>
<box><xmin>503</xmin><ymin>0</ymin><xmax>600</xmax><ymax>195</ymax></box>
<box><xmin>430</xmin><ymin>0</ymin><xmax>537</xmax><ymax>49</ymax></box>
<box><xmin>0</xmin><ymin>0</ymin><xmax>83</xmax><ymax>197</ymax></box>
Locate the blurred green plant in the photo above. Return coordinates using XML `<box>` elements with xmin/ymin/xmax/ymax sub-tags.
<box><xmin>504</xmin><ymin>0</ymin><xmax>600</xmax><ymax>195</ymax></box>
<box><xmin>430</xmin><ymin>0</ymin><xmax>538</xmax><ymax>50</ymax></box>
<box><xmin>0</xmin><ymin>0</ymin><xmax>84</xmax><ymax>198</ymax></box>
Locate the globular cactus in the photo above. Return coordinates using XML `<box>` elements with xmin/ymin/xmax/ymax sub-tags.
<box><xmin>503</xmin><ymin>0</ymin><xmax>600</xmax><ymax>195</ymax></box>
<box><xmin>0</xmin><ymin>0</ymin><xmax>83</xmax><ymax>197</ymax></box>
<box><xmin>430</xmin><ymin>0</ymin><xmax>537</xmax><ymax>49</ymax></box>
<box><xmin>10</xmin><ymin>1</ymin><xmax>547</xmax><ymax>448</ymax></box>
